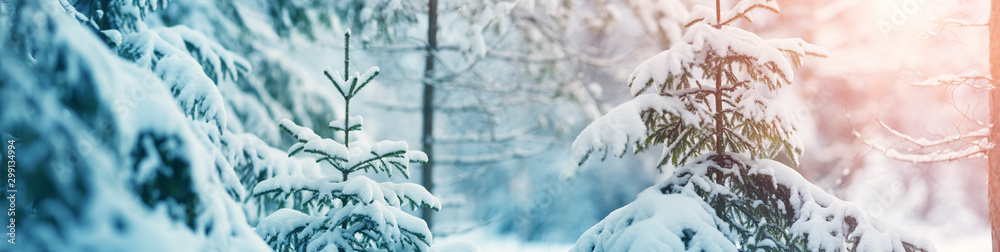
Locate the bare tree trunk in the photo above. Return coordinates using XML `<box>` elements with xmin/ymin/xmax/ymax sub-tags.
<box><xmin>421</xmin><ymin>0</ymin><xmax>438</xmax><ymax>231</ymax></box>
<box><xmin>989</xmin><ymin>0</ymin><xmax>999</xmax><ymax>250</ymax></box>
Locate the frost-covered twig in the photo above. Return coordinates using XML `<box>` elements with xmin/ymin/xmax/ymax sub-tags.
<box><xmin>921</xmin><ymin>17</ymin><xmax>989</xmax><ymax>39</ymax></box>
<box><xmin>912</xmin><ymin>72</ymin><xmax>992</xmax><ymax>91</ymax></box>
<box><xmin>859</xmin><ymin>71</ymin><xmax>993</xmax><ymax>164</ymax></box>
<box><xmin>855</xmin><ymin>129</ymin><xmax>990</xmax><ymax>164</ymax></box>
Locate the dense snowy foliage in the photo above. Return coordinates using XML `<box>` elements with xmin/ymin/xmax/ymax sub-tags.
<box><xmin>573</xmin><ymin>1</ymin><xmax>828</xmax><ymax>169</ymax></box>
<box><xmin>570</xmin><ymin>0</ymin><xmax>935</xmax><ymax>251</ymax></box>
<box><xmin>573</xmin><ymin>155</ymin><xmax>936</xmax><ymax>251</ymax></box>
<box><xmin>0</xmin><ymin>0</ymin><xmax>270</xmax><ymax>251</ymax></box>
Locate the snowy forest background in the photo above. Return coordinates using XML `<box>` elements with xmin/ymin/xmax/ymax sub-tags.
<box><xmin>0</xmin><ymin>0</ymin><xmax>991</xmax><ymax>251</ymax></box>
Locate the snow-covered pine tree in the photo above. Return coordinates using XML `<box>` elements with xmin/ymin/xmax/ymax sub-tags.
<box><xmin>570</xmin><ymin>0</ymin><xmax>935</xmax><ymax>251</ymax></box>
<box><xmin>0</xmin><ymin>0</ymin><xmax>271</xmax><ymax>251</ymax></box>
<box><xmin>252</xmin><ymin>31</ymin><xmax>441</xmax><ymax>252</ymax></box>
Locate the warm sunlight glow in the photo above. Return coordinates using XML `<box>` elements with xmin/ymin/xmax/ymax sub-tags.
<box><xmin>0</xmin><ymin>0</ymin><xmax>993</xmax><ymax>251</ymax></box>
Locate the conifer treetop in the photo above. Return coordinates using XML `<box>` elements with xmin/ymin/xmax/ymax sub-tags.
<box><xmin>570</xmin><ymin>1</ymin><xmax>933</xmax><ymax>251</ymax></box>
<box><xmin>573</xmin><ymin>0</ymin><xmax>826</xmax><ymax>170</ymax></box>
<box><xmin>254</xmin><ymin>31</ymin><xmax>438</xmax><ymax>252</ymax></box>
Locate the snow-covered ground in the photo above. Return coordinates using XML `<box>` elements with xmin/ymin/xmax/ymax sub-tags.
<box><xmin>435</xmin><ymin>229</ymin><xmax>573</xmax><ymax>252</ymax></box>
<box><xmin>916</xmin><ymin>225</ymin><xmax>990</xmax><ymax>251</ymax></box>
<box><xmin>430</xmin><ymin>212</ymin><xmax>989</xmax><ymax>252</ymax></box>
<box><xmin>433</xmin><ymin>218</ymin><xmax>988</xmax><ymax>252</ymax></box>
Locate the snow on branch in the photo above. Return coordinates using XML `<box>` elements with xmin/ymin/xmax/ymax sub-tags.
<box><xmin>577</xmin><ymin>154</ymin><xmax>936</xmax><ymax>252</ymax></box>
<box><xmin>325</xmin><ymin>202</ymin><xmax>434</xmax><ymax>250</ymax></box>
<box><xmin>329</xmin><ymin>115</ymin><xmax>364</xmax><ymax>133</ymax></box>
<box><xmin>572</xmin><ymin>94</ymin><xmax>713</xmax><ymax>166</ymax></box>
<box><xmin>348</xmin><ymin>141</ymin><xmax>423</xmax><ymax>179</ymax></box>
<box><xmin>220</xmin><ymin>131</ymin><xmax>323</xmax><ymax>199</ymax></box>
<box><xmin>256</xmin><ymin>201</ymin><xmax>435</xmax><ymax>252</ymax></box>
<box><xmin>857</xmin><ymin>70</ymin><xmax>993</xmax><ymax>164</ymax></box>
<box><xmin>728</xmin><ymin>87</ymin><xmax>803</xmax><ymax>164</ymax></box>
<box><xmin>253</xmin><ymin>175</ymin><xmax>439</xmax><ymax>251</ymax></box>
<box><xmin>253</xmin><ymin>176</ymin><xmax>440</xmax><ymax>211</ymax></box>
<box><xmin>253</xmin><ymin>209</ymin><xmax>317</xmax><ymax>251</ymax></box>
<box><xmin>279</xmin><ymin>119</ymin><xmax>426</xmax><ymax>178</ymax></box>
<box><xmin>116</xmin><ymin>29</ymin><xmax>232</xmax><ymax>134</ymax></box>
<box><xmin>921</xmin><ymin>18</ymin><xmax>989</xmax><ymax>39</ymax></box>
<box><xmin>686</xmin><ymin>0</ymin><xmax>780</xmax><ymax>27</ymax></box>
<box><xmin>748</xmin><ymin>159</ymin><xmax>935</xmax><ymax>252</ymax></box>
<box><xmin>157</xmin><ymin>26</ymin><xmax>252</xmax><ymax>83</ymax></box>
<box><xmin>323</xmin><ymin>66</ymin><xmax>380</xmax><ymax>100</ymax></box>
<box><xmin>279</xmin><ymin>119</ymin><xmax>345</xmax><ymax>163</ymax></box>
<box><xmin>763</xmin><ymin>37</ymin><xmax>829</xmax><ymax>69</ymax></box>
<box><xmin>627</xmin><ymin>43</ymin><xmax>698</xmax><ymax>96</ymax></box>
<box><xmin>878</xmin><ymin>119</ymin><xmax>988</xmax><ymax>149</ymax></box>
<box><xmin>912</xmin><ymin>72</ymin><xmax>992</xmax><ymax>91</ymax></box>
<box><xmin>571</xmin><ymin>191</ymin><xmax>737</xmax><ymax>251</ymax></box>
<box><xmin>628</xmin><ymin>24</ymin><xmax>826</xmax><ymax>97</ymax></box>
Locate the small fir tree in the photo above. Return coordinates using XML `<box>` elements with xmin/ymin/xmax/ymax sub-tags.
<box><xmin>571</xmin><ymin>0</ymin><xmax>934</xmax><ymax>251</ymax></box>
<box><xmin>253</xmin><ymin>31</ymin><xmax>440</xmax><ymax>252</ymax></box>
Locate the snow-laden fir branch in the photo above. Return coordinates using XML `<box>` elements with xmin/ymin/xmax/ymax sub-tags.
<box><xmin>255</xmin><ymin>202</ymin><xmax>435</xmax><ymax>252</ymax></box>
<box><xmin>253</xmin><ymin>176</ymin><xmax>440</xmax><ymax>211</ymax></box>
<box><xmin>628</xmin><ymin>23</ymin><xmax>827</xmax><ymax>97</ymax></box>
<box><xmin>2</xmin><ymin>2</ymin><xmax>281</xmax><ymax>251</ymax></box>
<box><xmin>161</xmin><ymin>26</ymin><xmax>252</xmax><ymax>83</ymax></box>
<box><xmin>572</xmin><ymin>93</ymin><xmax>714</xmax><ymax>166</ymax></box>
<box><xmin>686</xmin><ymin>0</ymin><xmax>780</xmax><ymax>27</ymax></box>
<box><xmin>116</xmin><ymin>28</ymin><xmax>236</xmax><ymax>134</ymax></box>
<box><xmin>279</xmin><ymin>118</ymin><xmax>427</xmax><ymax>179</ymax></box>
<box><xmin>573</xmin><ymin>154</ymin><xmax>936</xmax><ymax>252</ymax></box>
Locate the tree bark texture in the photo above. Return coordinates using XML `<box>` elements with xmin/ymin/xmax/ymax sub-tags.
<box><xmin>421</xmin><ymin>0</ymin><xmax>438</xmax><ymax>231</ymax></box>
<box><xmin>989</xmin><ymin>0</ymin><xmax>999</xmax><ymax>250</ymax></box>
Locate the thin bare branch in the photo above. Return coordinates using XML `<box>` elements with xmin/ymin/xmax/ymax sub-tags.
<box><xmin>912</xmin><ymin>73</ymin><xmax>993</xmax><ymax>91</ymax></box>
<box><xmin>858</xmin><ymin>131</ymin><xmax>987</xmax><ymax>163</ymax></box>
<box><xmin>876</xmin><ymin>119</ymin><xmax>989</xmax><ymax>149</ymax></box>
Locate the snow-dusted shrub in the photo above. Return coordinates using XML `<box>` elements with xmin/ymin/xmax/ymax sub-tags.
<box><xmin>570</xmin><ymin>0</ymin><xmax>934</xmax><ymax>251</ymax></box>
<box><xmin>253</xmin><ymin>32</ymin><xmax>440</xmax><ymax>252</ymax></box>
